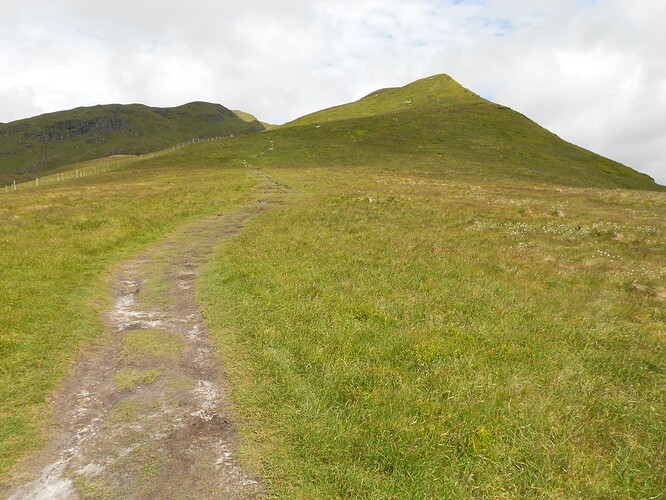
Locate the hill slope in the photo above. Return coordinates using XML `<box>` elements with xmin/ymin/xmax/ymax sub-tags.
<box><xmin>0</xmin><ymin>102</ymin><xmax>264</xmax><ymax>183</ymax></box>
<box><xmin>283</xmin><ymin>74</ymin><xmax>661</xmax><ymax>191</ymax></box>
<box><xmin>232</xmin><ymin>110</ymin><xmax>276</xmax><ymax>130</ymax></box>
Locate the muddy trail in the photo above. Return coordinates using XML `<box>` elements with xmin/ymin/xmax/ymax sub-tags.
<box><xmin>7</xmin><ymin>171</ymin><xmax>289</xmax><ymax>499</ymax></box>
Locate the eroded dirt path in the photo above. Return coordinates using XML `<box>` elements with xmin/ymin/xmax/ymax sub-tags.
<box><xmin>8</xmin><ymin>171</ymin><xmax>288</xmax><ymax>499</ymax></box>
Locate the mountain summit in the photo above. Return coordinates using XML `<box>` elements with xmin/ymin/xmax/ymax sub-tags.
<box><xmin>282</xmin><ymin>74</ymin><xmax>660</xmax><ymax>190</ymax></box>
<box><xmin>287</xmin><ymin>74</ymin><xmax>478</xmax><ymax>126</ymax></box>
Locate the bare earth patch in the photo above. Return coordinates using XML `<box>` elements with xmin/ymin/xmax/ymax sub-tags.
<box><xmin>8</xmin><ymin>172</ymin><xmax>288</xmax><ymax>499</ymax></box>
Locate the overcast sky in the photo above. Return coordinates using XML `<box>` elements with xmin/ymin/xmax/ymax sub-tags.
<box><xmin>1</xmin><ymin>0</ymin><xmax>665</xmax><ymax>184</ymax></box>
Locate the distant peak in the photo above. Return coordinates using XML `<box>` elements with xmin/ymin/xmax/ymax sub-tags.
<box><xmin>232</xmin><ymin>110</ymin><xmax>260</xmax><ymax>123</ymax></box>
<box><xmin>287</xmin><ymin>73</ymin><xmax>478</xmax><ymax>127</ymax></box>
<box><xmin>425</xmin><ymin>73</ymin><xmax>453</xmax><ymax>80</ymax></box>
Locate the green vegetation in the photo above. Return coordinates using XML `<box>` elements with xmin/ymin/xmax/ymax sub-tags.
<box><xmin>282</xmin><ymin>74</ymin><xmax>660</xmax><ymax>191</ymax></box>
<box><xmin>286</xmin><ymin>74</ymin><xmax>480</xmax><ymax>126</ymax></box>
<box><xmin>121</xmin><ymin>329</ymin><xmax>183</xmax><ymax>360</ymax></box>
<box><xmin>201</xmin><ymin>166</ymin><xmax>665</xmax><ymax>497</ymax></box>
<box><xmin>107</xmin><ymin>399</ymin><xmax>143</xmax><ymax>424</ymax></box>
<box><xmin>73</xmin><ymin>476</ymin><xmax>116</xmax><ymax>500</ymax></box>
<box><xmin>0</xmin><ymin>152</ymin><xmax>255</xmax><ymax>480</ymax></box>
<box><xmin>113</xmin><ymin>368</ymin><xmax>161</xmax><ymax>391</ymax></box>
<box><xmin>233</xmin><ymin>109</ymin><xmax>276</xmax><ymax>130</ymax></box>
<box><xmin>1</xmin><ymin>73</ymin><xmax>664</xmax><ymax>496</ymax></box>
<box><xmin>0</xmin><ymin>101</ymin><xmax>264</xmax><ymax>184</ymax></box>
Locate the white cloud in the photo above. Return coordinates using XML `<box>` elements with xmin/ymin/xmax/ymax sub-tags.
<box><xmin>0</xmin><ymin>0</ymin><xmax>664</xmax><ymax>184</ymax></box>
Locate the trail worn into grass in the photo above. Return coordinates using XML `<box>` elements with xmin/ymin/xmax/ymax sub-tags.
<box><xmin>8</xmin><ymin>171</ymin><xmax>288</xmax><ymax>499</ymax></box>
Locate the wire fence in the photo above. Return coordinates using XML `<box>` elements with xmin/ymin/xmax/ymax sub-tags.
<box><xmin>2</xmin><ymin>136</ymin><xmax>226</xmax><ymax>194</ymax></box>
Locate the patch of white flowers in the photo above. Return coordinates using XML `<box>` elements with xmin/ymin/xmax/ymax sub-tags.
<box><xmin>636</xmin><ymin>225</ymin><xmax>659</xmax><ymax>236</ymax></box>
<box><xmin>468</xmin><ymin>219</ymin><xmax>661</xmax><ymax>242</ymax></box>
<box><xmin>591</xmin><ymin>249</ymin><xmax>619</xmax><ymax>261</ymax></box>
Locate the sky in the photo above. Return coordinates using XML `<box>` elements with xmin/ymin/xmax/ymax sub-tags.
<box><xmin>1</xmin><ymin>0</ymin><xmax>665</xmax><ymax>184</ymax></box>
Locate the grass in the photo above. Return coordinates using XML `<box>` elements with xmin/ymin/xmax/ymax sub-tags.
<box><xmin>286</xmin><ymin>74</ymin><xmax>480</xmax><ymax>126</ymax></box>
<box><xmin>113</xmin><ymin>368</ymin><xmax>161</xmax><ymax>391</ymax></box>
<box><xmin>121</xmin><ymin>329</ymin><xmax>183</xmax><ymax>360</ymax></box>
<box><xmin>200</xmin><ymin>165</ymin><xmax>665</xmax><ymax>497</ymax></box>
<box><xmin>107</xmin><ymin>399</ymin><xmax>143</xmax><ymax>425</ymax></box>
<box><xmin>0</xmin><ymin>151</ymin><xmax>256</xmax><ymax>480</ymax></box>
<box><xmin>279</xmin><ymin>74</ymin><xmax>661</xmax><ymax>191</ymax></box>
<box><xmin>73</xmin><ymin>476</ymin><xmax>116</xmax><ymax>500</ymax></box>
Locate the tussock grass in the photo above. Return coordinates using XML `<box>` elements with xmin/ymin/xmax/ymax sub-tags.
<box><xmin>201</xmin><ymin>165</ymin><xmax>665</xmax><ymax>497</ymax></box>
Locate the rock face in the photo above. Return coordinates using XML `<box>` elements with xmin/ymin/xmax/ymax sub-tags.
<box><xmin>0</xmin><ymin>102</ymin><xmax>265</xmax><ymax>183</ymax></box>
<box><xmin>29</xmin><ymin>117</ymin><xmax>130</xmax><ymax>139</ymax></box>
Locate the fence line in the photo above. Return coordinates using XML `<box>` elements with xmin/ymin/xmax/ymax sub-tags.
<box><xmin>2</xmin><ymin>136</ymin><xmax>226</xmax><ymax>194</ymax></box>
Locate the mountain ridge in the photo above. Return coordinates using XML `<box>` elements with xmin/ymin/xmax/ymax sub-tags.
<box><xmin>1</xmin><ymin>74</ymin><xmax>661</xmax><ymax>191</ymax></box>
<box><xmin>0</xmin><ymin>101</ymin><xmax>264</xmax><ymax>183</ymax></box>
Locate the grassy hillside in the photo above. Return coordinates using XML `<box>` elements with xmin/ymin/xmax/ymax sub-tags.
<box><xmin>202</xmin><ymin>163</ymin><xmax>665</xmax><ymax>498</ymax></box>
<box><xmin>1</xmin><ymin>74</ymin><xmax>664</xmax><ymax>496</ymax></box>
<box><xmin>0</xmin><ymin>102</ymin><xmax>264</xmax><ymax>184</ymax></box>
<box><xmin>233</xmin><ymin>109</ymin><xmax>276</xmax><ymax>130</ymax></box>
<box><xmin>285</xmin><ymin>74</ymin><xmax>661</xmax><ymax>191</ymax></box>
<box><xmin>287</xmin><ymin>74</ymin><xmax>480</xmax><ymax>125</ymax></box>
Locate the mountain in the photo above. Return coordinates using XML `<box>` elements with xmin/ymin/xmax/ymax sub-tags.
<box><xmin>287</xmin><ymin>74</ymin><xmax>480</xmax><ymax>126</ymax></box>
<box><xmin>1</xmin><ymin>74</ymin><xmax>661</xmax><ymax>191</ymax></box>
<box><xmin>0</xmin><ymin>102</ymin><xmax>264</xmax><ymax>184</ymax></box>
<box><xmin>280</xmin><ymin>74</ymin><xmax>661</xmax><ymax>190</ymax></box>
<box><xmin>232</xmin><ymin>110</ymin><xmax>276</xmax><ymax>130</ymax></box>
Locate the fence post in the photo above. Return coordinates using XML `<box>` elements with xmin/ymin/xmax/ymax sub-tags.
<box><xmin>36</xmin><ymin>178</ymin><xmax>39</xmax><ymax>187</ymax></box>
<box><xmin>13</xmin><ymin>180</ymin><xmax>16</xmax><ymax>191</ymax></box>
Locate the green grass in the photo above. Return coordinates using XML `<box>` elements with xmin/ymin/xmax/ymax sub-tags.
<box><xmin>286</xmin><ymin>74</ymin><xmax>480</xmax><ymax>126</ymax></box>
<box><xmin>73</xmin><ymin>476</ymin><xmax>116</xmax><ymax>500</ymax></box>
<box><xmin>122</xmin><ymin>329</ymin><xmax>183</xmax><ymax>360</ymax></box>
<box><xmin>200</xmin><ymin>165</ymin><xmax>665</xmax><ymax>497</ymax></box>
<box><xmin>0</xmin><ymin>151</ymin><xmax>255</xmax><ymax>480</ymax></box>
<box><xmin>279</xmin><ymin>74</ymin><xmax>661</xmax><ymax>191</ymax></box>
<box><xmin>107</xmin><ymin>399</ymin><xmax>143</xmax><ymax>424</ymax></box>
<box><xmin>113</xmin><ymin>368</ymin><xmax>161</xmax><ymax>391</ymax></box>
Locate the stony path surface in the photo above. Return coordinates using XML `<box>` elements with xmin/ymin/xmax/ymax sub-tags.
<box><xmin>8</xmin><ymin>171</ymin><xmax>288</xmax><ymax>499</ymax></box>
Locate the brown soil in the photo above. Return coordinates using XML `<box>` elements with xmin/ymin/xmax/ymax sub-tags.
<box><xmin>7</xmin><ymin>171</ymin><xmax>289</xmax><ymax>499</ymax></box>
